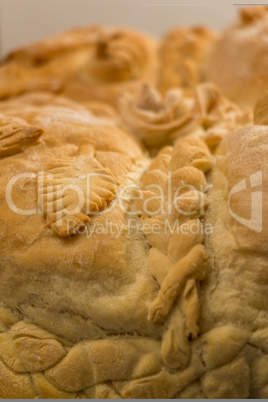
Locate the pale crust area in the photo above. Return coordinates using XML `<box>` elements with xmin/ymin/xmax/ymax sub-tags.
<box><xmin>199</xmin><ymin>126</ymin><xmax>268</xmax><ymax>397</ymax></box>
<box><xmin>202</xmin><ymin>126</ymin><xmax>268</xmax><ymax>328</ymax></box>
<box><xmin>207</xmin><ymin>6</ymin><xmax>268</xmax><ymax>108</ymax></box>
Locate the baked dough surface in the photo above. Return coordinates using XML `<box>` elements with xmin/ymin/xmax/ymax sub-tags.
<box><xmin>0</xmin><ymin>13</ymin><xmax>267</xmax><ymax>399</ymax></box>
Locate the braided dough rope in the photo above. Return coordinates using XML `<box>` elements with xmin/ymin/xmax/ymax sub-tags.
<box><xmin>138</xmin><ymin>136</ymin><xmax>212</xmax><ymax>369</ymax></box>
<box><xmin>1</xmin><ymin>303</ymin><xmax>265</xmax><ymax>399</ymax></box>
<box><xmin>0</xmin><ymin>305</ymin><xmax>164</xmax><ymax>399</ymax></box>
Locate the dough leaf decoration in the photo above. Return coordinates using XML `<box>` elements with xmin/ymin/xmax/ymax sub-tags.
<box><xmin>37</xmin><ymin>155</ymin><xmax>117</xmax><ymax>237</ymax></box>
<box><xmin>0</xmin><ymin>114</ymin><xmax>43</xmax><ymax>157</ymax></box>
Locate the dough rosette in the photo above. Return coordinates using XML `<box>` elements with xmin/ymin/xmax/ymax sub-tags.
<box><xmin>119</xmin><ymin>82</ymin><xmax>252</xmax><ymax>152</ymax></box>
<box><xmin>119</xmin><ymin>84</ymin><xmax>193</xmax><ymax>150</ymax></box>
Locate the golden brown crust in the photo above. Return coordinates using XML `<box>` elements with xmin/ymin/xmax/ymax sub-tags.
<box><xmin>0</xmin><ymin>27</ymin><xmax>105</xmax><ymax>99</ymax></box>
<box><xmin>85</xmin><ymin>29</ymin><xmax>156</xmax><ymax>83</ymax></box>
<box><xmin>0</xmin><ymin>114</ymin><xmax>43</xmax><ymax>157</ymax></box>
<box><xmin>0</xmin><ymin>64</ymin><xmax>62</xmax><ymax>99</ymax></box>
<box><xmin>158</xmin><ymin>26</ymin><xmax>218</xmax><ymax>95</ymax></box>
<box><xmin>0</xmin><ymin>26</ymin><xmax>158</xmax><ymax>108</ymax></box>
<box><xmin>254</xmin><ymin>92</ymin><xmax>268</xmax><ymax>126</ymax></box>
<box><xmin>0</xmin><ymin>21</ymin><xmax>267</xmax><ymax>399</ymax></box>
<box><xmin>63</xmin><ymin>28</ymin><xmax>158</xmax><ymax>107</ymax></box>
<box><xmin>239</xmin><ymin>5</ymin><xmax>268</xmax><ymax>24</ymax></box>
<box><xmin>3</xmin><ymin>26</ymin><xmax>103</xmax><ymax>66</ymax></box>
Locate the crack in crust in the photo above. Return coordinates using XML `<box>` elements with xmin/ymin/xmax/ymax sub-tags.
<box><xmin>0</xmin><ymin>114</ymin><xmax>43</xmax><ymax>157</ymax></box>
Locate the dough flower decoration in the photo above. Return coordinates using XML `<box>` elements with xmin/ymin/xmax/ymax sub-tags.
<box><xmin>119</xmin><ymin>84</ymin><xmax>193</xmax><ymax>151</ymax></box>
<box><xmin>168</xmin><ymin>83</ymin><xmax>252</xmax><ymax>150</ymax></box>
<box><xmin>192</xmin><ymin>83</ymin><xmax>252</xmax><ymax>150</ymax></box>
<box><xmin>119</xmin><ymin>82</ymin><xmax>252</xmax><ymax>153</ymax></box>
<box><xmin>158</xmin><ymin>26</ymin><xmax>218</xmax><ymax>95</ymax></box>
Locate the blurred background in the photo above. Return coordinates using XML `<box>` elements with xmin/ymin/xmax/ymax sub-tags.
<box><xmin>0</xmin><ymin>0</ymin><xmax>247</xmax><ymax>56</ymax></box>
